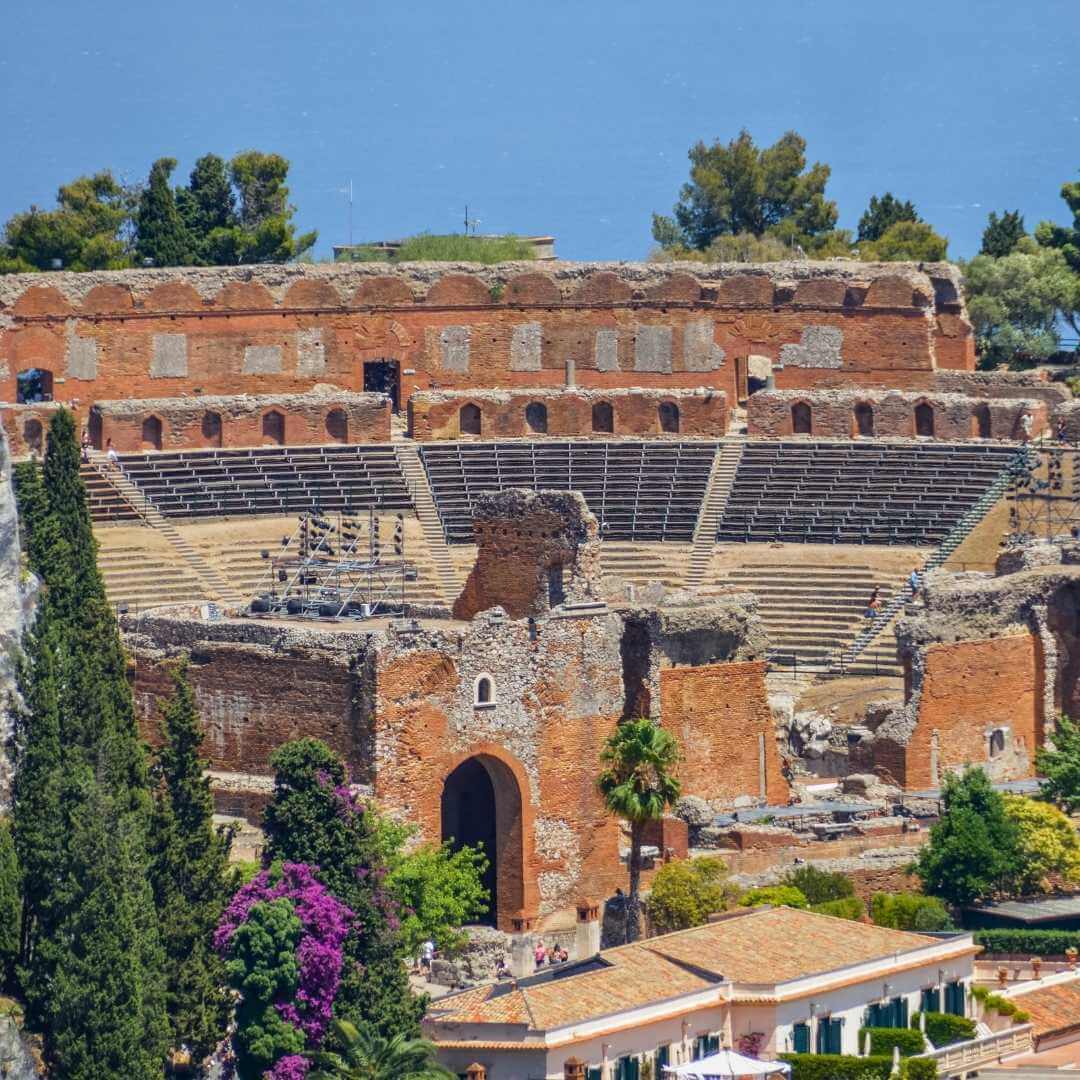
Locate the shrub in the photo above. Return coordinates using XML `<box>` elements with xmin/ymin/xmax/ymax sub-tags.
<box><xmin>782</xmin><ymin>865</ymin><xmax>855</xmax><ymax>904</ymax></box>
<box><xmin>870</xmin><ymin>892</ymin><xmax>954</xmax><ymax>931</ymax></box>
<box><xmin>860</xmin><ymin>1027</ymin><xmax>926</xmax><ymax>1057</ymax></box>
<box><xmin>394</xmin><ymin>233</ymin><xmax>536</xmax><ymax>263</ymax></box>
<box><xmin>901</xmin><ymin>1058</ymin><xmax>938</xmax><ymax>1080</ymax></box>
<box><xmin>781</xmin><ymin>1054</ymin><xmax>893</xmax><ymax>1080</ymax></box>
<box><xmin>980</xmin><ymin>993</ymin><xmax>1028</xmax><ymax>1022</ymax></box>
<box><xmin>973</xmin><ymin>928</ymin><xmax>1080</xmax><ymax>956</ymax></box>
<box><xmin>739</xmin><ymin>885</ymin><xmax>808</xmax><ymax>909</ymax></box>
<box><xmin>810</xmin><ymin>897</ymin><xmax>865</xmax><ymax>921</ymax></box>
<box><xmin>646</xmin><ymin>857</ymin><xmax>733</xmax><ymax>933</ymax></box>
<box><xmin>913</xmin><ymin>1011</ymin><xmax>976</xmax><ymax>1048</ymax></box>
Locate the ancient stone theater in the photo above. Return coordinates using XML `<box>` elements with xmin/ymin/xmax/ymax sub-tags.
<box><xmin>1</xmin><ymin>257</ymin><xmax>1073</xmax><ymax>930</ymax></box>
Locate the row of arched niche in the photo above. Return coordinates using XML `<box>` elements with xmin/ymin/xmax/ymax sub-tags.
<box><xmin>788</xmin><ymin>400</ymin><xmax>995</xmax><ymax>439</ymax></box>
<box><xmin>456</xmin><ymin>400</ymin><xmax>682</xmax><ymax>437</ymax></box>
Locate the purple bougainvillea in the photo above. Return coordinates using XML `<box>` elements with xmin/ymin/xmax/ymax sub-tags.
<box><xmin>216</xmin><ymin>861</ymin><xmax>354</xmax><ymax>1069</ymax></box>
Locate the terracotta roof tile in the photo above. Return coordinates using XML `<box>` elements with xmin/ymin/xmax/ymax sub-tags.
<box><xmin>1012</xmin><ymin>979</ymin><xmax>1080</xmax><ymax>1039</ymax></box>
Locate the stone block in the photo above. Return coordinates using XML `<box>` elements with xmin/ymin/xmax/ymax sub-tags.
<box><xmin>296</xmin><ymin>329</ymin><xmax>326</xmax><ymax>376</ymax></box>
<box><xmin>509</xmin><ymin>322</ymin><xmax>542</xmax><ymax>372</ymax></box>
<box><xmin>440</xmin><ymin>326</ymin><xmax>470</xmax><ymax>373</ymax></box>
<box><xmin>683</xmin><ymin>319</ymin><xmax>725</xmax><ymax>372</ymax></box>
<box><xmin>595</xmin><ymin>329</ymin><xmax>619</xmax><ymax>372</ymax></box>
<box><xmin>150</xmin><ymin>333</ymin><xmax>188</xmax><ymax>378</ymax></box>
<box><xmin>242</xmin><ymin>345</ymin><xmax>283</xmax><ymax>375</ymax></box>
<box><xmin>65</xmin><ymin>324</ymin><xmax>98</xmax><ymax>380</ymax></box>
<box><xmin>778</xmin><ymin>325</ymin><xmax>843</xmax><ymax>369</ymax></box>
<box><xmin>634</xmin><ymin>325</ymin><xmax>673</xmax><ymax>373</ymax></box>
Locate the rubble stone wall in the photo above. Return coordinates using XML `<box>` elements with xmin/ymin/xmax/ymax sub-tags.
<box><xmin>0</xmin><ymin>401</ymin><xmax>63</xmax><ymax>456</ymax></box>
<box><xmin>747</xmin><ymin>388</ymin><xmax>1048</xmax><ymax>441</ymax></box>
<box><xmin>0</xmin><ymin>262</ymin><xmax>972</xmax><ymax>431</ymax></box>
<box><xmin>408</xmin><ymin>386</ymin><xmax>728</xmax><ymax>440</ymax></box>
<box><xmin>88</xmin><ymin>388</ymin><xmax>390</xmax><ymax>452</ymax></box>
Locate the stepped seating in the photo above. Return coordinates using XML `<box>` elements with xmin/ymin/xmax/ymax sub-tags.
<box><xmin>105</xmin><ymin>445</ymin><xmax>412</xmax><ymax>521</ymax></box>
<box><xmin>419</xmin><ymin>441</ymin><xmax>718</xmax><ymax>543</ymax></box>
<box><xmin>716</xmin><ymin>441</ymin><xmax>1019</xmax><ymax>546</ymax></box>
<box><xmin>95</xmin><ymin>528</ymin><xmax>210</xmax><ymax>610</ymax></box>
<box><xmin>81</xmin><ymin>465</ymin><xmax>141</xmax><ymax>522</ymax></box>
<box><xmin>597</xmin><ymin>542</ymin><xmax>691</xmax><ymax>588</ymax></box>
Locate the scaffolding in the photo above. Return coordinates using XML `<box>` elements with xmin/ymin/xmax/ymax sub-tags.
<box><xmin>1006</xmin><ymin>445</ymin><xmax>1080</xmax><ymax>542</ymax></box>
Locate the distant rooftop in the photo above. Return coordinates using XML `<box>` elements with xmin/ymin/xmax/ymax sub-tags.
<box><xmin>966</xmin><ymin>895</ymin><xmax>1080</xmax><ymax>924</ymax></box>
<box><xmin>332</xmin><ymin>235</ymin><xmax>556</xmax><ymax>261</ymax></box>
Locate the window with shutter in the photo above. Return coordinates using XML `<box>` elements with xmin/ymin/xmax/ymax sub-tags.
<box><xmin>657</xmin><ymin>1045</ymin><xmax>671</xmax><ymax>1068</ymax></box>
<box><xmin>793</xmin><ymin>1022</ymin><xmax>811</xmax><ymax>1054</ymax></box>
<box><xmin>707</xmin><ymin>1035</ymin><xmax>721</xmax><ymax>1055</ymax></box>
<box><xmin>921</xmin><ymin>988</ymin><xmax>941</xmax><ymax>1013</ymax></box>
<box><xmin>946</xmin><ymin>980</ymin><xmax>965</xmax><ymax>1016</ymax></box>
<box><xmin>895</xmin><ymin>996</ymin><xmax>909</xmax><ymax>1028</ymax></box>
<box><xmin>587</xmin><ymin>1068</ymin><xmax>602</xmax><ymax>1080</ymax></box>
<box><xmin>817</xmin><ymin>1017</ymin><xmax>843</xmax><ymax>1054</ymax></box>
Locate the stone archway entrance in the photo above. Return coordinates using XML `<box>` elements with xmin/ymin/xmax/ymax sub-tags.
<box><xmin>440</xmin><ymin>754</ymin><xmax>526</xmax><ymax>928</ymax></box>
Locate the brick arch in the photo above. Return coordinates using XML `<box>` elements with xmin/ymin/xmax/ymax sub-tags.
<box><xmin>141</xmin><ymin>413</ymin><xmax>164</xmax><ymax>451</ymax></box>
<box><xmin>282</xmin><ymin>279</ymin><xmax>342</xmax><ymax>309</ymax></box>
<box><xmin>81</xmin><ymin>283</ymin><xmax>134</xmax><ymax>314</ymax></box>
<box><xmin>352</xmin><ymin>276</ymin><xmax>415</xmax><ymax>306</ymax></box>
<box><xmin>503</xmin><ymin>272</ymin><xmax>560</xmax><ymax>306</ymax></box>
<box><xmin>572</xmin><ymin>271</ymin><xmax>633</xmax><ymax>305</ymax></box>
<box><xmin>424</xmin><ymin>273</ymin><xmax>490</xmax><ymax>306</ymax></box>
<box><xmin>715</xmin><ymin>274</ymin><xmax>774</xmax><ymax>306</ymax></box>
<box><xmin>644</xmin><ymin>273</ymin><xmax>701</xmax><ymax>302</ymax></box>
<box><xmin>440</xmin><ymin>742</ymin><xmax>537</xmax><ymax>927</ymax></box>
<box><xmin>215</xmin><ymin>281</ymin><xmax>276</xmax><ymax>310</ymax></box>
<box><xmin>794</xmin><ymin>278</ymin><xmax>846</xmax><ymax>307</ymax></box>
<box><xmin>144</xmin><ymin>281</ymin><xmax>203</xmax><ymax>312</ymax></box>
<box><xmin>865</xmin><ymin>274</ymin><xmax>917</xmax><ymax>308</ymax></box>
<box><xmin>12</xmin><ymin>286</ymin><xmax>71</xmax><ymax>316</ymax></box>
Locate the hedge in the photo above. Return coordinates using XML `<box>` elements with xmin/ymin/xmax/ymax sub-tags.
<box><xmin>810</xmin><ymin>897</ymin><xmax>865</xmax><ymax>921</ymax></box>
<box><xmin>781</xmin><ymin>1054</ymin><xmax>936</xmax><ymax>1080</ymax></box>
<box><xmin>973</xmin><ymin>928</ymin><xmax>1080</xmax><ymax>956</ymax></box>
<box><xmin>912</xmin><ymin>1011</ymin><xmax>976</xmax><ymax>1048</ymax></box>
<box><xmin>860</xmin><ymin>1026</ymin><xmax>926</xmax><ymax>1057</ymax></box>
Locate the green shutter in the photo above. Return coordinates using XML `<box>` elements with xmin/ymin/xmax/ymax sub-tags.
<box><xmin>793</xmin><ymin>1022</ymin><xmax>810</xmax><ymax>1054</ymax></box>
<box><xmin>946</xmin><ymin>980</ymin><xmax>965</xmax><ymax>1016</ymax></box>
<box><xmin>922</xmin><ymin>988</ymin><xmax>941</xmax><ymax>1013</ymax></box>
<box><xmin>587</xmin><ymin>1069</ymin><xmax>602</xmax><ymax>1080</ymax></box>
<box><xmin>657</xmin><ymin>1045</ymin><xmax>671</xmax><ymax>1068</ymax></box>
<box><xmin>708</xmin><ymin>1035</ymin><xmax>721</xmax><ymax>1055</ymax></box>
<box><xmin>896</xmin><ymin>996</ymin><xmax>909</xmax><ymax>1028</ymax></box>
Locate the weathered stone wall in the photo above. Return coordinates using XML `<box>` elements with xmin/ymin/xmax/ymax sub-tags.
<box><xmin>453</xmin><ymin>489</ymin><xmax>601</xmax><ymax>620</ymax></box>
<box><xmin>0</xmin><ymin>261</ymin><xmax>972</xmax><ymax>430</ymax></box>
<box><xmin>408</xmin><ymin>386</ymin><xmax>728</xmax><ymax>441</ymax></box>
<box><xmin>659</xmin><ymin>660</ymin><xmax>788</xmax><ymax>805</ymax></box>
<box><xmin>0</xmin><ymin>401</ymin><xmax>63</xmax><ymax>456</ymax></box>
<box><xmin>935</xmin><ymin>369</ymin><xmax>1071</xmax><ymax>405</ymax></box>
<box><xmin>747</xmin><ymin>387</ymin><xmax>1047</xmax><ymax>441</ymax></box>
<box><xmin>89</xmin><ymin>387</ymin><xmax>390</xmax><ymax>452</ymax></box>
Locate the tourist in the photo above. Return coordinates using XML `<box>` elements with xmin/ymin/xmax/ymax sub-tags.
<box><xmin>496</xmin><ymin>957</ymin><xmax>511</xmax><ymax>980</ymax></box>
<box><xmin>1020</xmin><ymin>411</ymin><xmax>1033</xmax><ymax>443</ymax></box>
<box><xmin>1058</xmin><ymin>418</ymin><xmax>1069</xmax><ymax>444</ymax></box>
<box><xmin>909</xmin><ymin>567</ymin><xmax>920</xmax><ymax>600</ymax></box>
<box><xmin>105</xmin><ymin>438</ymin><xmax>118</xmax><ymax>468</ymax></box>
<box><xmin>534</xmin><ymin>940</ymin><xmax>546</xmax><ymax>969</ymax></box>
<box><xmin>864</xmin><ymin>587</ymin><xmax>881</xmax><ymax>619</ymax></box>
<box><xmin>420</xmin><ymin>938</ymin><xmax>435</xmax><ymax>976</ymax></box>
<box><xmin>80</xmin><ymin>428</ymin><xmax>91</xmax><ymax>463</ymax></box>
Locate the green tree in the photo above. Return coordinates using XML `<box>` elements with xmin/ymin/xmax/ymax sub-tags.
<box><xmin>654</xmin><ymin>129</ymin><xmax>841</xmax><ymax>252</ymax></box>
<box><xmin>0</xmin><ymin>819</ymin><xmax>19</xmax><ymax>990</ymax></box>
<box><xmin>175</xmin><ymin>153</ymin><xmax>237</xmax><ymax>263</ymax></box>
<box><xmin>981</xmin><ymin>210</ymin><xmax>1027</xmax><ymax>258</ymax></box>
<box><xmin>224</xmin><ymin>897</ymin><xmax>306</xmax><ymax>1079</ymax></box>
<box><xmin>860</xmin><ymin>220</ymin><xmax>948</xmax><ymax>262</ymax></box>
<box><xmin>1003</xmin><ymin>794</ymin><xmax>1080</xmax><ymax>894</ymax></box>
<box><xmin>597</xmin><ymin>717</ymin><xmax>681</xmax><ymax>942</ymax></box>
<box><xmin>1</xmin><ymin>171</ymin><xmax>133</xmax><ymax>272</ymax></box>
<box><xmin>916</xmin><ymin>768</ymin><xmax>1023</xmax><ymax>907</ymax></box>
<box><xmin>1036</xmin><ymin>174</ymin><xmax>1080</xmax><ymax>332</ymax></box>
<box><xmin>225</xmin><ymin>150</ymin><xmax>317</xmax><ymax>263</ymax></box>
<box><xmin>869</xmin><ymin>892</ymin><xmax>954</xmax><ymax>931</ymax></box>
<box><xmin>1037</xmin><ymin>713</ymin><xmax>1080</xmax><ymax>812</ymax></box>
<box><xmin>781</xmin><ymin>865</ymin><xmax>855</xmax><ymax>905</ymax></box>
<box><xmin>149</xmin><ymin>659</ymin><xmax>234</xmax><ymax>1062</ymax></box>
<box><xmin>963</xmin><ymin>242</ymin><xmax>1076</xmax><ymax>368</ymax></box>
<box><xmin>645</xmin><ymin>856</ymin><xmax>732</xmax><ymax>933</ymax></box>
<box><xmin>387</xmin><ymin>841</ymin><xmax>489</xmax><ymax>957</ymax></box>
<box><xmin>134</xmin><ymin>157</ymin><xmax>194</xmax><ymax>268</ymax></box>
<box><xmin>858</xmin><ymin>193</ymin><xmax>920</xmax><ymax>243</ymax></box>
<box><xmin>262</xmin><ymin>739</ymin><xmax>424</xmax><ymax>1039</ymax></box>
<box><xmin>308</xmin><ymin>1019</ymin><xmax>453</xmax><ymax>1080</ymax></box>
<box><xmin>738</xmin><ymin>885</ymin><xmax>809</xmax><ymax>909</ymax></box>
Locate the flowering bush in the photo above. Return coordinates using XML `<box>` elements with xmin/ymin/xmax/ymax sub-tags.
<box><xmin>216</xmin><ymin>862</ymin><xmax>353</xmax><ymax>1079</ymax></box>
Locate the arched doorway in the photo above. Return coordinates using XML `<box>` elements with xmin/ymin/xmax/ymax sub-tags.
<box><xmin>460</xmin><ymin>403</ymin><xmax>482</xmax><ymax>436</ymax></box>
<box><xmin>658</xmin><ymin>401</ymin><xmax>680</xmax><ymax>434</ymax></box>
<box><xmin>202</xmin><ymin>411</ymin><xmax>223</xmax><ymax>448</ymax></box>
<box><xmin>974</xmin><ymin>404</ymin><xmax>991</xmax><ymax>439</ymax></box>
<box><xmin>592</xmin><ymin>401</ymin><xmax>614</xmax><ymax>434</ymax></box>
<box><xmin>525</xmin><ymin>401</ymin><xmax>548</xmax><ymax>435</ymax></box>
<box><xmin>792</xmin><ymin>401</ymin><xmax>812</xmax><ymax>434</ymax></box>
<box><xmin>363</xmin><ymin>358</ymin><xmax>400</xmax><ymax>413</ymax></box>
<box><xmin>23</xmin><ymin>418</ymin><xmax>43</xmax><ymax>454</ymax></box>
<box><xmin>441</xmin><ymin>754</ymin><xmax>526</xmax><ymax>928</ymax></box>
<box><xmin>16</xmin><ymin>368</ymin><xmax>53</xmax><ymax>404</ymax></box>
<box><xmin>325</xmin><ymin>408</ymin><xmax>349</xmax><ymax>443</ymax></box>
<box><xmin>854</xmin><ymin>402</ymin><xmax>875</xmax><ymax>437</ymax></box>
<box><xmin>915</xmin><ymin>402</ymin><xmax>935</xmax><ymax>437</ymax></box>
<box><xmin>262</xmin><ymin>410</ymin><xmax>285</xmax><ymax>446</ymax></box>
<box><xmin>141</xmin><ymin>415</ymin><xmax>163</xmax><ymax>451</ymax></box>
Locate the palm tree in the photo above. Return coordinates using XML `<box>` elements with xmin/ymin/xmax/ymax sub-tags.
<box><xmin>307</xmin><ymin>1019</ymin><xmax>455</xmax><ymax>1080</ymax></box>
<box><xmin>597</xmin><ymin>717</ymin><xmax>681</xmax><ymax>943</ymax></box>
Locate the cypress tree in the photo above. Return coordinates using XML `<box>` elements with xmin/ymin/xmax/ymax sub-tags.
<box><xmin>0</xmin><ymin>818</ymin><xmax>19</xmax><ymax>991</ymax></box>
<box><xmin>149</xmin><ymin>659</ymin><xmax>234</xmax><ymax>1062</ymax></box>
<box><xmin>135</xmin><ymin>157</ymin><xmax>194</xmax><ymax>268</ymax></box>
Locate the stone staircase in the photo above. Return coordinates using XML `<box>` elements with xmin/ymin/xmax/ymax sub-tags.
<box><xmin>685</xmin><ymin>437</ymin><xmax>745</xmax><ymax>590</ymax></box>
<box><xmin>597</xmin><ymin>542</ymin><xmax>691</xmax><ymax>588</ymax></box>
<box><xmin>80</xmin><ymin>464</ymin><xmax>141</xmax><ymax>522</ymax></box>
<box><xmin>395</xmin><ymin>444</ymin><xmax>462</xmax><ymax>605</ymax></box>
<box><xmin>96</xmin><ymin>531</ymin><xmax>210</xmax><ymax>610</ymax></box>
<box><xmin>86</xmin><ymin>452</ymin><xmax>246</xmax><ymax>607</ymax></box>
<box><xmin>703</xmin><ymin>563</ymin><xmax>902</xmax><ymax>676</ymax></box>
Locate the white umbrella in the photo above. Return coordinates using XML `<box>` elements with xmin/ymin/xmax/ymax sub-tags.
<box><xmin>663</xmin><ymin>1048</ymin><xmax>792</xmax><ymax>1079</ymax></box>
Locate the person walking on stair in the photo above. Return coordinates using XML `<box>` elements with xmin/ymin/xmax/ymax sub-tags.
<box><xmin>106</xmin><ymin>438</ymin><xmax>119</xmax><ymax>469</ymax></box>
<box><xmin>864</xmin><ymin>587</ymin><xmax>882</xmax><ymax>619</ymax></box>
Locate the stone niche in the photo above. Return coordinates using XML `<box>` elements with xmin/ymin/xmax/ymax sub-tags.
<box><xmin>453</xmin><ymin>488</ymin><xmax>601</xmax><ymax>621</ymax></box>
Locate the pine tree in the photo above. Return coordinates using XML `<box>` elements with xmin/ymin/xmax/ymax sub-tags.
<box><xmin>135</xmin><ymin>157</ymin><xmax>194</xmax><ymax>268</ymax></box>
<box><xmin>981</xmin><ymin>210</ymin><xmax>1027</xmax><ymax>257</ymax></box>
<box><xmin>0</xmin><ymin>818</ymin><xmax>19</xmax><ymax>991</ymax></box>
<box><xmin>857</xmin><ymin>193</ymin><xmax>920</xmax><ymax>243</ymax></box>
<box><xmin>176</xmin><ymin>153</ymin><xmax>237</xmax><ymax>264</ymax></box>
<box><xmin>150</xmin><ymin>659</ymin><xmax>234</xmax><ymax>1062</ymax></box>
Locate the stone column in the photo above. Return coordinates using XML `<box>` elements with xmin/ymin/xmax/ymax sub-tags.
<box><xmin>575</xmin><ymin>898</ymin><xmax>601</xmax><ymax>959</ymax></box>
<box><xmin>509</xmin><ymin>911</ymin><xmax>536</xmax><ymax>979</ymax></box>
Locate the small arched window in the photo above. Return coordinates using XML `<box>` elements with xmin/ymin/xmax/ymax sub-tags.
<box><xmin>658</xmin><ymin>401</ymin><xmax>680</xmax><ymax>434</ymax></box>
<box><xmin>915</xmin><ymin>402</ymin><xmax>935</xmax><ymax>438</ymax></box>
<box><xmin>854</xmin><ymin>402</ymin><xmax>875</xmax><ymax>437</ymax></box>
<box><xmin>525</xmin><ymin>401</ymin><xmax>548</xmax><ymax>434</ymax></box>
<box><xmin>792</xmin><ymin>402</ymin><xmax>812</xmax><ymax>434</ymax></box>
<box><xmin>974</xmin><ymin>404</ymin><xmax>991</xmax><ymax>439</ymax></box>
<box><xmin>262</xmin><ymin>409</ymin><xmax>286</xmax><ymax>446</ymax></box>
<box><xmin>460</xmin><ymin>403</ymin><xmax>482</xmax><ymax>436</ymax></box>
<box><xmin>474</xmin><ymin>674</ymin><xmax>495</xmax><ymax>707</ymax></box>
<box><xmin>23</xmin><ymin>418</ymin><xmax>43</xmax><ymax>453</ymax></box>
<box><xmin>592</xmin><ymin>401</ymin><xmax>614</xmax><ymax>434</ymax></box>
<box><xmin>325</xmin><ymin>408</ymin><xmax>349</xmax><ymax>443</ymax></box>
<box><xmin>16</xmin><ymin>368</ymin><xmax>54</xmax><ymax>404</ymax></box>
<box><xmin>202</xmin><ymin>411</ymin><xmax>223</xmax><ymax>447</ymax></box>
<box><xmin>141</xmin><ymin>415</ymin><xmax>163</xmax><ymax>451</ymax></box>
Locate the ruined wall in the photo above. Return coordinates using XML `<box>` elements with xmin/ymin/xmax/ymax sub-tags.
<box><xmin>659</xmin><ymin>661</ymin><xmax>788</xmax><ymax>805</ymax></box>
<box><xmin>453</xmin><ymin>489</ymin><xmax>601</xmax><ymax>621</ymax></box>
<box><xmin>0</xmin><ymin>402</ymin><xmax>63</xmax><ymax>456</ymax></box>
<box><xmin>747</xmin><ymin>388</ymin><xmax>1048</xmax><ymax>441</ymax></box>
<box><xmin>89</xmin><ymin>387</ymin><xmax>390</xmax><ymax>452</ymax></box>
<box><xmin>935</xmin><ymin>370</ymin><xmax>1071</xmax><ymax>406</ymax></box>
<box><xmin>0</xmin><ymin>262</ymin><xmax>972</xmax><ymax>429</ymax></box>
<box><xmin>407</xmin><ymin>386</ymin><xmax>728</xmax><ymax>441</ymax></box>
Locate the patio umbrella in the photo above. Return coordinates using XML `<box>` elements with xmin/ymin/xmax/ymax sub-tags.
<box><xmin>663</xmin><ymin>1049</ymin><xmax>792</xmax><ymax>1079</ymax></box>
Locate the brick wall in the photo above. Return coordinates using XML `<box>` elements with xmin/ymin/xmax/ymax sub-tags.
<box><xmin>408</xmin><ymin>387</ymin><xmax>727</xmax><ymax>441</ymax></box>
<box><xmin>0</xmin><ymin>402</ymin><xmax>63</xmax><ymax>455</ymax></box>
<box><xmin>89</xmin><ymin>389</ymin><xmax>390</xmax><ymax>452</ymax></box>
<box><xmin>658</xmin><ymin>661</ymin><xmax>789</xmax><ymax>806</ymax></box>
<box><xmin>0</xmin><ymin>263</ymin><xmax>972</xmax><ymax>432</ymax></box>
<box><xmin>747</xmin><ymin>388</ymin><xmax>1048</xmax><ymax>441</ymax></box>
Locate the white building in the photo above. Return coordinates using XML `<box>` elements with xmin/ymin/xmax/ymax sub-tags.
<box><xmin>425</xmin><ymin>906</ymin><xmax>978</xmax><ymax>1080</ymax></box>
